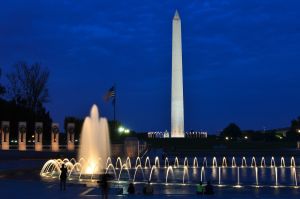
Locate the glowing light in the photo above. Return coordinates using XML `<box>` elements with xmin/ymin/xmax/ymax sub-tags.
<box><xmin>234</xmin><ymin>185</ymin><xmax>242</xmax><ymax>188</ymax></box>
<box><xmin>85</xmin><ymin>163</ymin><xmax>96</xmax><ymax>174</ymax></box>
<box><xmin>118</xmin><ymin>127</ymin><xmax>125</xmax><ymax>133</ymax></box>
<box><xmin>225</xmin><ymin>137</ymin><xmax>229</xmax><ymax>140</ymax></box>
<box><xmin>244</xmin><ymin>136</ymin><xmax>248</xmax><ymax>139</ymax></box>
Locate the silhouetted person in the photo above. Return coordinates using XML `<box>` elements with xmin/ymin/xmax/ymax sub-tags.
<box><xmin>196</xmin><ymin>181</ymin><xmax>204</xmax><ymax>195</ymax></box>
<box><xmin>127</xmin><ymin>182</ymin><xmax>135</xmax><ymax>194</ymax></box>
<box><xmin>60</xmin><ymin>164</ymin><xmax>68</xmax><ymax>191</ymax></box>
<box><xmin>204</xmin><ymin>180</ymin><xmax>214</xmax><ymax>195</ymax></box>
<box><xmin>100</xmin><ymin>174</ymin><xmax>109</xmax><ymax>199</ymax></box>
<box><xmin>143</xmin><ymin>180</ymin><xmax>153</xmax><ymax>195</ymax></box>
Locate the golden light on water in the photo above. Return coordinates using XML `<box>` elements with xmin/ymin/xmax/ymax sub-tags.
<box><xmin>85</xmin><ymin>163</ymin><xmax>96</xmax><ymax>174</ymax></box>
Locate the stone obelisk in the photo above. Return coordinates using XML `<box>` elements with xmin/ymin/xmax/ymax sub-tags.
<box><xmin>171</xmin><ymin>10</ymin><xmax>184</xmax><ymax>138</ymax></box>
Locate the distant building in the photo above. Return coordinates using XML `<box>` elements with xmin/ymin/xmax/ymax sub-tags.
<box><xmin>186</xmin><ymin>131</ymin><xmax>208</xmax><ymax>138</ymax></box>
<box><xmin>148</xmin><ymin>131</ymin><xmax>207</xmax><ymax>139</ymax></box>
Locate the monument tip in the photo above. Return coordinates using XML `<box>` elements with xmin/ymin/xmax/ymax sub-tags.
<box><xmin>173</xmin><ymin>10</ymin><xmax>180</xmax><ymax>20</ymax></box>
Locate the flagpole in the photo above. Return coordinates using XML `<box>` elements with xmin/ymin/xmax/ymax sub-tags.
<box><xmin>113</xmin><ymin>84</ymin><xmax>116</xmax><ymax>133</ymax></box>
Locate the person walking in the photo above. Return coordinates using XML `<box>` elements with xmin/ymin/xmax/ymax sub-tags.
<box><xmin>127</xmin><ymin>182</ymin><xmax>135</xmax><ymax>194</ymax></box>
<box><xmin>196</xmin><ymin>181</ymin><xmax>204</xmax><ymax>195</ymax></box>
<box><xmin>100</xmin><ymin>174</ymin><xmax>109</xmax><ymax>199</ymax></box>
<box><xmin>60</xmin><ymin>164</ymin><xmax>68</xmax><ymax>191</ymax></box>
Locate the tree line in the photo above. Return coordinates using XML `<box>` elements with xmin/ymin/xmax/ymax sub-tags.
<box><xmin>220</xmin><ymin>119</ymin><xmax>300</xmax><ymax>142</ymax></box>
<box><xmin>0</xmin><ymin>62</ymin><xmax>52</xmax><ymax>143</ymax></box>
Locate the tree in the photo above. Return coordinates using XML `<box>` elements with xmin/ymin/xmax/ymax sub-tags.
<box><xmin>7</xmin><ymin>62</ymin><xmax>50</xmax><ymax>113</ymax></box>
<box><xmin>0</xmin><ymin>68</ymin><xmax>5</xmax><ymax>96</ymax></box>
<box><xmin>290</xmin><ymin>117</ymin><xmax>300</xmax><ymax>131</ymax></box>
<box><xmin>286</xmin><ymin>117</ymin><xmax>300</xmax><ymax>140</ymax></box>
<box><xmin>220</xmin><ymin>123</ymin><xmax>242</xmax><ymax>140</ymax></box>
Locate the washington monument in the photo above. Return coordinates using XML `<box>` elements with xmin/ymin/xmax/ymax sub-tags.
<box><xmin>171</xmin><ymin>10</ymin><xmax>184</xmax><ymax>138</ymax></box>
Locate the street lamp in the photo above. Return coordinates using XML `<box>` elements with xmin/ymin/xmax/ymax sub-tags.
<box><xmin>118</xmin><ymin>127</ymin><xmax>125</xmax><ymax>133</ymax></box>
<box><xmin>124</xmin><ymin>129</ymin><xmax>130</xmax><ymax>134</ymax></box>
<box><xmin>118</xmin><ymin>126</ymin><xmax>130</xmax><ymax>134</ymax></box>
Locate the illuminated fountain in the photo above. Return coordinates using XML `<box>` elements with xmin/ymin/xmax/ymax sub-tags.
<box><xmin>41</xmin><ymin>104</ymin><xmax>111</xmax><ymax>179</ymax></box>
<box><xmin>41</xmin><ymin>155</ymin><xmax>299</xmax><ymax>188</ymax></box>
<box><xmin>255</xmin><ymin>166</ymin><xmax>259</xmax><ymax>187</ymax></box>
<box><xmin>135</xmin><ymin>157</ymin><xmax>142</xmax><ymax>168</ymax></box>
<box><xmin>222</xmin><ymin>157</ymin><xmax>227</xmax><ymax>167</ymax></box>
<box><xmin>232</xmin><ymin>157</ymin><xmax>237</xmax><ymax>167</ymax></box>
<box><xmin>164</xmin><ymin>157</ymin><xmax>169</xmax><ymax>168</ymax></box>
<box><xmin>145</xmin><ymin>157</ymin><xmax>151</xmax><ymax>168</ymax></box>
<box><xmin>271</xmin><ymin>156</ymin><xmax>276</xmax><ymax>167</ymax></box>
<box><xmin>184</xmin><ymin>157</ymin><xmax>189</xmax><ymax>167</ymax></box>
<box><xmin>280</xmin><ymin>157</ymin><xmax>286</xmax><ymax>167</ymax></box>
<box><xmin>241</xmin><ymin>157</ymin><xmax>247</xmax><ymax>167</ymax></box>
<box><xmin>212</xmin><ymin>157</ymin><xmax>218</xmax><ymax>167</ymax></box>
<box><xmin>165</xmin><ymin>166</ymin><xmax>174</xmax><ymax>184</ymax></box>
<box><xmin>261</xmin><ymin>157</ymin><xmax>266</xmax><ymax>167</ymax></box>
<box><xmin>193</xmin><ymin>157</ymin><xmax>198</xmax><ymax>168</ymax></box>
<box><xmin>251</xmin><ymin>157</ymin><xmax>257</xmax><ymax>167</ymax></box>
<box><xmin>218</xmin><ymin>167</ymin><xmax>222</xmax><ymax>185</ymax></box>
<box><xmin>78</xmin><ymin>105</ymin><xmax>111</xmax><ymax>174</ymax></box>
<box><xmin>183</xmin><ymin>166</ymin><xmax>189</xmax><ymax>184</ymax></box>
<box><xmin>200</xmin><ymin>166</ymin><xmax>206</xmax><ymax>182</ymax></box>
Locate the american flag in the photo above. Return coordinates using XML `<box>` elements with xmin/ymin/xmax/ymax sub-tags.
<box><xmin>104</xmin><ymin>86</ymin><xmax>115</xmax><ymax>102</ymax></box>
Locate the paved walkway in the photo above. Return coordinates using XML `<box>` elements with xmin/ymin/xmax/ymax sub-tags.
<box><xmin>1</xmin><ymin>178</ymin><xmax>299</xmax><ymax>199</ymax></box>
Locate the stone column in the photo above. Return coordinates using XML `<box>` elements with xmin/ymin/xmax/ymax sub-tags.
<box><xmin>18</xmin><ymin>122</ymin><xmax>26</xmax><ymax>151</ymax></box>
<box><xmin>35</xmin><ymin>122</ymin><xmax>43</xmax><ymax>151</ymax></box>
<box><xmin>67</xmin><ymin>123</ymin><xmax>75</xmax><ymax>151</ymax></box>
<box><xmin>51</xmin><ymin>123</ymin><xmax>59</xmax><ymax>152</ymax></box>
<box><xmin>1</xmin><ymin>121</ymin><xmax>10</xmax><ymax>150</ymax></box>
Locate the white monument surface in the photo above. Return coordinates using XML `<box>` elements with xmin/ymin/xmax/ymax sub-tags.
<box><xmin>171</xmin><ymin>10</ymin><xmax>184</xmax><ymax>138</ymax></box>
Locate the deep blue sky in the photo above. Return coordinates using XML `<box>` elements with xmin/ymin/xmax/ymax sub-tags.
<box><xmin>0</xmin><ymin>0</ymin><xmax>300</xmax><ymax>133</ymax></box>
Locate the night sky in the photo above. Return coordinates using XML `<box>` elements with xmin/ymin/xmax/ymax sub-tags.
<box><xmin>0</xmin><ymin>0</ymin><xmax>300</xmax><ymax>133</ymax></box>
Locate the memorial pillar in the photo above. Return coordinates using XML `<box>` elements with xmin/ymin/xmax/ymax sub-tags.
<box><xmin>67</xmin><ymin>123</ymin><xmax>75</xmax><ymax>151</ymax></box>
<box><xmin>1</xmin><ymin>121</ymin><xmax>10</xmax><ymax>150</ymax></box>
<box><xmin>18</xmin><ymin>122</ymin><xmax>26</xmax><ymax>151</ymax></box>
<box><xmin>35</xmin><ymin>122</ymin><xmax>43</xmax><ymax>151</ymax></box>
<box><xmin>51</xmin><ymin>123</ymin><xmax>59</xmax><ymax>152</ymax></box>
